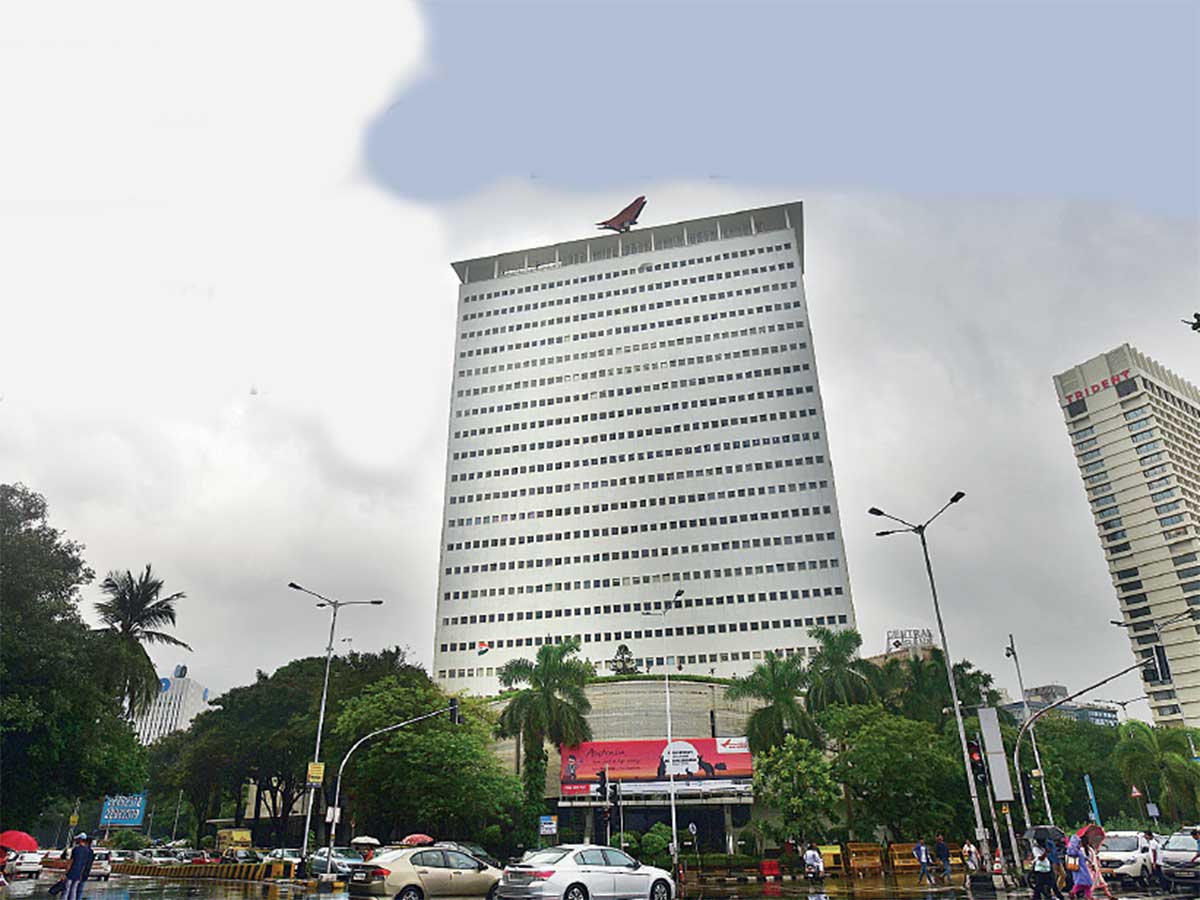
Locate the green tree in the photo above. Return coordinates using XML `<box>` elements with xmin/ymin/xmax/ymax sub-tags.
<box><xmin>0</xmin><ymin>483</ymin><xmax>147</xmax><ymax>826</ymax></box>
<box><xmin>334</xmin><ymin>676</ymin><xmax>523</xmax><ymax>844</ymax></box>
<box><xmin>95</xmin><ymin>565</ymin><xmax>191</xmax><ymax>717</ymax></box>
<box><xmin>804</xmin><ymin>626</ymin><xmax>875</xmax><ymax>711</ymax></box>
<box><xmin>725</xmin><ymin>651</ymin><xmax>815</xmax><ymax>753</ymax></box>
<box><xmin>1112</xmin><ymin>720</ymin><xmax>1200</xmax><ymax>823</ymax></box>
<box><xmin>609</xmin><ymin>644</ymin><xmax>640</xmax><ymax>675</ymax></box>
<box><xmin>820</xmin><ymin>704</ymin><xmax>962</xmax><ymax>840</ymax></box>
<box><xmin>753</xmin><ymin>733</ymin><xmax>839</xmax><ymax>843</ymax></box>
<box><xmin>497</xmin><ymin>639</ymin><xmax>594</xmax><ymax>826</ymax></box>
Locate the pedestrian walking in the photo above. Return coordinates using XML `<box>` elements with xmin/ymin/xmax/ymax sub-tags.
<box><xmin>962</xmin><ymin>837</ymin><xmax>980</xmax><ymax>874</ymax></box>
<box><xmin>935</xmin><ymin>835</ymin><xmax>952</xmax><ymax>883</ymax></box>
<box><xmin>914</xmin><ymin>838</ymin><xmax>935</xmax><ymax>885</ymax></box>
<box><xmin>1067</xmin><ymin>834</ymin><xmax>1094</xmax><ymax>899</ymax></box>
<box><xmin>1145</xmin><ymin>830</ymin><xmax>1166</xmax><ymax>891</ymax></box>
<box><xmin>1088</xmin><ymin>839</ymin><xmax>1115</xmax><ymax>899</ymax></box>
<box><xmin>1032</xmin><ymin>841</ymin><xmax>1057</xmax><ymax>900</ymax></box>
<box><xmin>63</xmin><ymin>833</ymin><xmax>94</xmax><ymax>900</ymax></box>
<box><xmin>1044</xmin><ymin>836</ymin><xmax>1066</xmax><ymax>900</ymax></box>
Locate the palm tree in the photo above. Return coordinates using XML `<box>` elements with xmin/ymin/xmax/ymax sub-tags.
<box><xmin>496</xmin><ymin>638</ymin><xmax>594</xmax><ymax>809</ymax></box>
<box><xmin>805</xmin><ymin>626</ymin><xmax>876</xmax><ymax>712</ymax></box>
<box><xmin>95</xmin><ymin>565</ymin><xmax>191</xmax><ymax>717</ymax></box>
<box><xmin>1112</xmin><ymin>720</ymin><xmax>1200</xmax><ymax>822</ymax></box>
<box><xmin>725</xmin><ymin>651</ymin><xmax>816</xmax><ymax>753</ymax></box>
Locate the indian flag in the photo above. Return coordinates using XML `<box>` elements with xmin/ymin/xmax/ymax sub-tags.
<box><xmin>477</xmin><ymin>641</ymin><xmax>490</xmax><ymax>656</ymax></box>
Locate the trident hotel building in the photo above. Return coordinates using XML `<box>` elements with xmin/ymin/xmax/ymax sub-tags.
<box><xmin>434</xmin><ymin>202</ymin><xmax>857</xmax><ymax>695</ymax></box>
<box><xmin>1054</xmin><ymin>344</ymin><xmax>1200</xmax><ymax>726</ymax></box>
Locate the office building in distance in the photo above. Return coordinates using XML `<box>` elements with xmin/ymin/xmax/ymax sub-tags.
<box><xmin>434</xmin><ymin>202</ymin><xmax>858</xmax><ymax>695</ymax></box>
<box><xmin>134</xmin><ymin>664</ymin><xmax>210</xmax><ymax>744</ymax></box>
<box><xmin>1054</xmin><ymin>344</ymin><xmax>1200</xmax><ymax>726</ymax></box>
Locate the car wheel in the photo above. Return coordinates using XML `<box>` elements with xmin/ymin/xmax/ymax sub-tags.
<box><xmin>399</xmin><ymin>886</ymin><xmax>424</xmax><ymax>900</ymax></box>
<box><xmin>487</xmin><ymin>885</ymin><xmax>498</xmax><ymax>900</ymax></box>
<box><xmin>651</xmin><ymin>880</ymin><xmax>671</xmax><ymax>900</ymax></box>
<box><xmin>564</xmin><ymin>883</ymin><xmax>589</xmax><ymax>900</ymax></box>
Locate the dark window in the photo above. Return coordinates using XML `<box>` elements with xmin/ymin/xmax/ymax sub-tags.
<box><xmin>1115</xmin><ymin>377</ymin><xmax>1139</xmax><ymax>397</ymax></box>
<box><xmin>1067</xmin><ymin>399</ymin><xmax>1087</xmax><ymax>417</ymax></box>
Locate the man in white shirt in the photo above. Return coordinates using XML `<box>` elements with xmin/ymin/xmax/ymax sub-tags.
<box><xmin>804</xmin><ymin>844</ymin><xmax>825</xmax><ymax>878</ymax></box>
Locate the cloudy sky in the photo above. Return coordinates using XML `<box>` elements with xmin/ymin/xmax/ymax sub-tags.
<box><xmin>2</xmin><ymin>1</ymin><xmax>1197</xmax><ymax>719</ymax></box>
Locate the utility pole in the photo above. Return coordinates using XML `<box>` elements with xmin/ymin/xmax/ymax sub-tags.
<box><xmin>1006</xmin><ymin>634</ymin><xmax>1053</xmax><ymax>825</ymax></box>
<box><xmin>171</xmin><ymin>789</ymin><xmax>184</xmax><ymax>842</ymax></box>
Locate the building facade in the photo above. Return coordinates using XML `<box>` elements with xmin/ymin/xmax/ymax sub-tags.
<box><xmin>134</xmin><ymin>664</ymin><xmax>210</xmax><ymax>745</ymax></box>
<box><xmin>1053</xmin><ymin>344</ymin><xmax>1200</xmax><ymax>726</ymax></box>
<box><xmin>999</xmin><ymin>684</ymin><xmax>1120</xmax><ymax>728</ymax></box>
<box><xmin>435</xmin><ymin>202</ymin><xmax>858</xmax><ymax>695</ymax></box>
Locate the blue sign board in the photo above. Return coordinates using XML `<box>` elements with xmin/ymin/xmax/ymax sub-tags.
<box><xmin>100</xmin><ymin>792</ymin><xmax>147</xmax><ymax>827</ymax></box>
<box><xmin>1083</xmin><ymin>774</ymin><xmax>1102</xmax><ymax>827</ymax></box>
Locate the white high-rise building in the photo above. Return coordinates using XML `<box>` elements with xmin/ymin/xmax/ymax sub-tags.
<box><xmin>134</xmin><ymin>664</ymin><xmax>210</xmax><ymax>744</ymax></box>
<box><xmin>1053</xmin><ymin>344</ymin><xmax>1200</xmax><ymax>726</ymax></box>
<box><xmin>435</xmin><ymin>202</ymin><xmax>858</xmax><ymax>695</ymax></box>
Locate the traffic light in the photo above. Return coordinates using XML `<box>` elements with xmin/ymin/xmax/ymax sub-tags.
<box><xmin>601</xmin><ymin>808</ymin><xmax>611</xmax><ymax>825</ymax></box>
<box><xmin>609</xmin><ymin>782</ymin><xmax>620</xmax><ymax>809</ymax></box>
<box><xmin>967</xmin><ymin>739</ymin><xmax>988</xmax><ymax>785</ymax></box>
<box><xmin>1155</xmin><ymin>645</ymin><xmax>1172</xmax><ymax>681</ymax></box>
<box><xmin>448</xmin><ymin>697</ymin><xmax>462</xmax><ymax>725</ymax></box>
<box><xmin>1020</xmin><ymin>770</ymin><xmax>1035</xmax><ymax>807</ymax></box>
<box><xmin>597</xmin><ymin>769</ymin><xmax>608</xmax><ymax>800</ymax></box>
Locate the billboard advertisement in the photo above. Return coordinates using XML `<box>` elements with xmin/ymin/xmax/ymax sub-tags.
<box><xmin>100</xmin><ymin>792</ymin><xmax>148</xmax><ymax>827</ymax></box>
<box><xmin>561</xmin><ymin>737</ymin><xmax>752</xmax><ymax>797</ymax></box>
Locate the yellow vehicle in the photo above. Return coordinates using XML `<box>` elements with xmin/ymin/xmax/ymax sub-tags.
<box><xmin>216</xmin><ymin>829</ymin><xmax>253</xmax><ymax>853</ymax></box>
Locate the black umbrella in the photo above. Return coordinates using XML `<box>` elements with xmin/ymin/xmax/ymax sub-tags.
<box><xmin>1024</xmin><ymin>825</ymin><xmax>1066</xmax><ymax>843</ymax></box>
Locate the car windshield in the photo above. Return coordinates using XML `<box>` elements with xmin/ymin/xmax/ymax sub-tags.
<box><xmin>521</xmin><ymin>848</ymin><xmax>570</xmax><ymax>865</ymax></box>
<box><xmin>1166</xmin><ymin>834</ymin><xmax>1197</xmax><ymax>851</ymax></box>
<box><xmin>1102</xmin><ymin>837</ymin><xmax>1139</xmax><ymax>852</ymax></box>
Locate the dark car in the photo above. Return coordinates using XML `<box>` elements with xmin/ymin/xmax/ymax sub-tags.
<box><xmin>223</xmin><ymin>849</ymin><xmax>263</xmax><ymax>864</ymax></box>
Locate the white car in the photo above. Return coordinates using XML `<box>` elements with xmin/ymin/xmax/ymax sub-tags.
<box><xmin>1096</xmin><ymin>831</ymin><xmax>1152</xmax><ymax>884</ymax></box>
<box><xmin>135</xmin><ymin>848</ymin><xmax>180</xmax><ymax>865</ymax></box>
<box><xmin>5</xmin><ymin>852</ymin><xmax>43</xmax><ymax>879</ymax></box>
<box><xmin>266</xmin><ymin>848</ymin><xmax>304</xmax><ymax>864</ymax></box>
<box><xmin>499</xmin><ymin>845</ymin><xmax>674</xmax><ymax>900</ymax></box>
<box><xmin>91</xmin><ymin>850</ymin><xmax>113</xmax><ymax>881</ymax></box>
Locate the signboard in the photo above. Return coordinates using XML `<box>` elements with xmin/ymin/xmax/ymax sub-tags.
<box><xmin>307</xmin><ymin>762</ymin><xmax>326</xmax><ymax>787</ymax></box>
<box><xmin>886</xmin><ymin>628</ymin><xmax>934</xmax><ymax>652</ymax></box>
<box><xmin>68</xmin><ymin>815</ymin><xmax>79</xmax><ymax>826</ymax></box>
<box><xmin>325</xmin><ymin>806</ymin><xmax>341</xmax><ymax>825</ymax></box>
<box><xmin>560</xmin><ymin>737</ymin><xmax>752</xmax><ymax>797</ymax></box>
<box><xmin>1084</xmin><ymin>774</ymin><xmax>1102</xmax><ymax>827</ymax></box>
<box><xmin>1131</xmin><ymin>785</ymin><xmax>1143</xmax><ymax>799</ymax></box>
<box><xmin>979</xmin><ymin>708</ymin><xmax>1014</xmax><ymax>803</ymax></box>
<box><xmin>100</xmin><ymin>793</ymin><xmax>147</xmax><ymax>827</ymax></box>
<box><xmin>539</xmin><ymin>815</ymin><xmax>558</xmax><ymax>836</ymax></box>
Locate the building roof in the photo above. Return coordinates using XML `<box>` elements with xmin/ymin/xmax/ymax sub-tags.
<box><xmin>450</xmin><ymin>201</ymin><xmax>803</xmax><ymax>285</ymax></box>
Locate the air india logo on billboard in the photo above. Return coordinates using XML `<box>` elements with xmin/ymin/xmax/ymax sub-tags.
<box><xmin>560</xmin><ymin>738</ymin><xmax>753</xmax><ymax>797</ymax></box>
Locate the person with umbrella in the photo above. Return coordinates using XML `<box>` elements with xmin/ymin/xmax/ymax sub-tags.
<box><xmin>351</xmin><ymin>836</ymin><xmax>380</xmax><ymax>862</ymax></box>
<box><xmin>1032</xmin><ymin>840</ymin><xmax>1057</xmax><ymax>900</ymax></box>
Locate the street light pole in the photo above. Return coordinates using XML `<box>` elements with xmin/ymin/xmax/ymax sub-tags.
<box><xmin>288</xmin><ymin>581</ymin><xmax>383</xmax><ymax>867</ymax></box>
<box><xmin>1005</xmin><ymin>634</ymin><xmax>1054</xmax><ymax>825</ymax></box>
<box><xmin>644</xmin><ymin>589</ymin><xmax>683</xmax><ymax>872</ymax></box>
<box><xmin>870</xmin><ymin>492</ymin><xmax>991</xmax><ymax>862</ymax></box>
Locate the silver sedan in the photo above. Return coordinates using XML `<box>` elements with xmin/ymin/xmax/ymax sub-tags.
<box><xmin>499</xmin><ymin>845</ymin><xmax>673</xmax><ymax>900</ymax></box>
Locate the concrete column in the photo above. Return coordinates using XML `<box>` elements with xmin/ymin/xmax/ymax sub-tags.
<box><xmin>723</xmin><ymin>804</ymin><xmax>735</xmax><ymax>855</ymax></box>
<box><xmin>584</xmin><ymin>808</ymin><xmax>594</xmax><ymax>843</ymax></box>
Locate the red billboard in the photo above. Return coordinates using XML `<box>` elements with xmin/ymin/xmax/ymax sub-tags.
<box><xmin>560</xmin><ymin>737</ymin><xmax>752</xmax><ymax>797</ymax></box>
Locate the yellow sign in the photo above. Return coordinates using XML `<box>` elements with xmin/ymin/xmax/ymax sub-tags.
<box><xmin>307</xmin><ymin>762</ymin><xmax>326</xmax><ymax>784</ymax></box>
<box><xmin>69</xmin><ymin>815</ymin><xmax>79</xmax><ymax>826</ymax></box>
<box><xmin>1000</xmin><ymin>804</ymin><xmax>1009</xmax><ymax>815</ymax></box>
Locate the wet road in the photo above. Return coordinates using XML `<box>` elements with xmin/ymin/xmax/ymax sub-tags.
<box><xmin>1</xmin><ymin>873</ymin><xmax>1178</xmax><ymax>900</ymax></box>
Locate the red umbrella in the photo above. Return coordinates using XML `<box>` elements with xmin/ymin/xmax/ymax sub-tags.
<box><xmin>1075</xmin><ymin>824</ymin><xmax>1105</xmax><ymax>847</ymax></box>
<box><xmin>401</xmin><ymin>834</ymin><xmax>434</xmax><ymax>847</ymax></box>
<box><xmin>0</xmin><ymin>831</ymin><xmax>38</xmax><ymax>853</ymax></box>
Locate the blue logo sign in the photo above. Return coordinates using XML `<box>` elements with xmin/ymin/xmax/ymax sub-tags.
<box><xmin>100</xmin><ymin>793</ymin><xmax>147</xmax><ymax>827</ymax></box>
<box><xmin>159</xmin><ymin>678</ymin><xmax>171</xmax><ymax>693</ymax></box>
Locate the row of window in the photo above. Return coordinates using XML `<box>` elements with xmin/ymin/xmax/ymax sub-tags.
<box><xmin>459</xmin><ymin>263</ymin><xmax>800</xmax><ymax>339</ymax></box>
<box><xmin>440</xmin><ymin>612</ymin><xmax>850</xmax><ymax>655</ymax></box>
<box><xmin>461</xmin><ymin>242</ymin><xmax>796</xmax><ymax>308</ymax></box>
<box><xmin>450</xmin><ymin>445</ymin><xmax>827</xmax><ymax>518</ymax></box>
<box><xmin>453</xmin><ymin>454</ymin><xmax>824</xmax><ymax>492</ymax></box>
<box><xmin>442</xmin><ymin>569</ymin><xmax>847</xmax><ymax>602</ymax></box>
<box><xmin>456</xmin><ymin>341</ymin><xmax>810</xmax><ymax>401</ymax></box>
<box><xmin>448</xmin><ymin>472</ymin><xmax>830</xmax><ymax>532</ymax></box>
<box><xmin>456</xmin><ymin>361</ymin><xmax>812</xmax><ymax>423</ymax></box>
<box><xmin>440</xmin><ymin>588</ymin><xmax>844</xmax><ymax>628</ymax></box>
<box><xmin>454</xmin><ymin>377</ymin><xmax>815</xmax><ymax>443</ymax></box>
<box><xmin>446</xmin><ymin>495</ymin><xmax>832</xmax><ymax>551</ymax></box>
<box><xmin>458</xmin><ymin>283</ymin><xmax>800</xmax><ymax>359</ymax></box>
<box><xmin>444</xmin><ymin>544</ymin><xmax>841</xmax><ymax>576</ymax></box>
<box><xmin>455</xmin><ymin>320</ymin><xmax>807</xmax><ymax>384</ymax></box>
